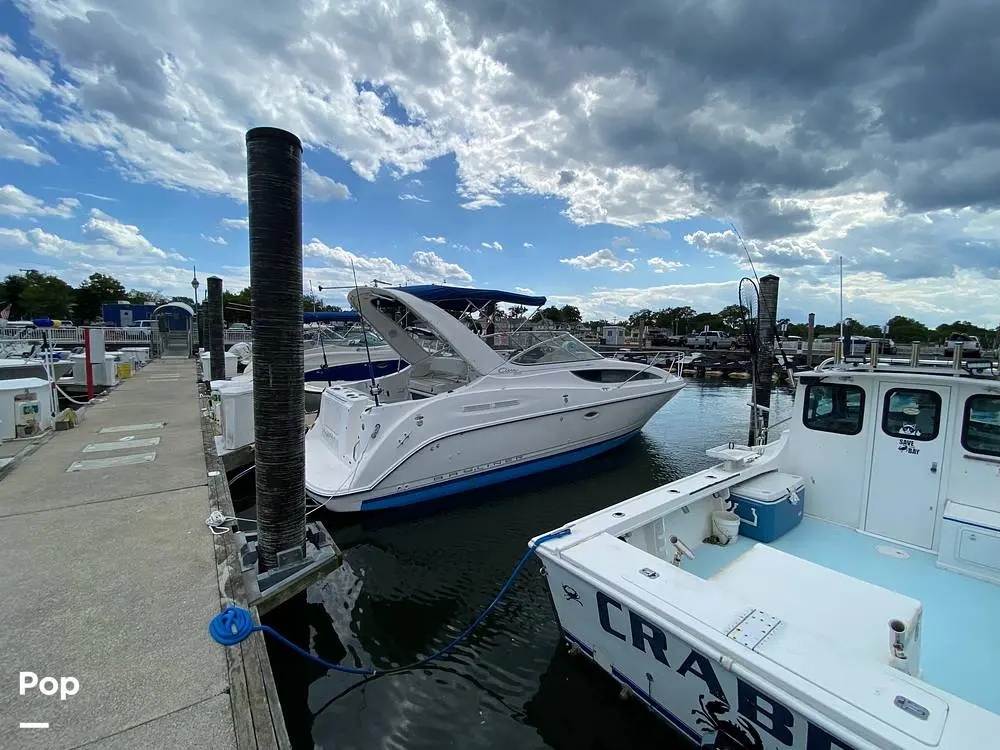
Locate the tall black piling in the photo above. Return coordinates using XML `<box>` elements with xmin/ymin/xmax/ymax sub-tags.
<box><xmin>207</xmin><ymin>276</ymin><xmax>226</xmax><ymax>382</ymax></box>
<box><xmin>805</xmin><ymin>312</ymin><xmax>815</xmax><ymax>367</ymax></box>
<box><xmin>247</xmin><ymin>127</ymin><xmax>306</xmax><ymax>571</ymax></box>
<box><xmin>749</xmin><ymin>274</ymin><xmax>779</xmax><ymax>445</ymax></box>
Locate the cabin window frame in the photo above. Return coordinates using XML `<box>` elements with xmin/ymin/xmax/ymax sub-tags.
<box><xmin>961</xmin><ymin>394</ymin><xmax>1000</xmax><ymax>458</ymax></box>
<box><xmin>880</xmin><ymin>388</ymin><xmax>942</xmax><ymax>442</ymax></box>
<box><xmin>802</xmin><ymin>382</ymin><xmax>866</xmax><ymax>436</ymax></box>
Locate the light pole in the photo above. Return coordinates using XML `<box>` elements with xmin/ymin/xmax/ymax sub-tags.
<box><xmin>191</xmin><ymin>266</ymin><xmax>201</xmax><ymax>354</ymax></box>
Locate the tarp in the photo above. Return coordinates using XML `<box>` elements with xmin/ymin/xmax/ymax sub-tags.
<box><xmin>394</xmin><ymin>284</ymin><xmax>546</xmax><ymax>310</ymax></box>
<box><xmin>303</xmin><ymin>311</ymin><xmax>361</xmax><ymax>323</ymax></box>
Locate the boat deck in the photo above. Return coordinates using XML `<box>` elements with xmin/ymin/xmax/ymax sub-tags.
<box><xmin>684</xmin><ymin>515</ymin><xmax>1000</xmax><ymax>714</ymax></box>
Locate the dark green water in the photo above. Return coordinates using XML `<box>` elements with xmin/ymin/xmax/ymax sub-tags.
<box><xmin>261</xmin><ymin>381</ymin><xmax>794</xmax><ymax>749</ymax></box>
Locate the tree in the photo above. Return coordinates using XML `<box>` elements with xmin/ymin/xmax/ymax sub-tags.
<box><xmin>508</xmin><ymin>304</ymin><xmax>527</xmax><ymax>319</ymax></box>
<box><xmin>886</xmin><ymin>316</ymin><xmax>931</xmax><ymax>343</ymax></box>
<box><xmin>0</xmin><ymin>274</ymin><xmax>29</xmax><ymax>319</ymax></box>
<box><xmin>628</xmin><ymin>309</ymin><xmax>654</xmax><ymax>329</ymax></box>
<box><xmin>539</xmin><ymin>306</ymin><xmax>563</xmax><ymax>323</ymax></box>
<box><xmin>127</xmin><ymin>289</ymin><xmax>167</xmax><ymax>305</ymax></box>
<box><xmin>559</xmin><ymin>304</ymin><xmax>582</xmax><ymax>324</ymax></box>
<box><xmin>716</xmin><ymin>304</ymin><xmax>749</xmax><ymax>332</ymax></box>
<box><xmin>18</xmin><ymin>271</ymin><xmax>75</xmax><ymax>318</ymax></box>
<box><xmin>75</xmin><ymin>273</ymin><xmax>127</xmax><ymax>322</ymax></box>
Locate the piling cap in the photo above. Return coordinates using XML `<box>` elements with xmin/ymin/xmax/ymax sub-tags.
<box><xmin>246</xmin><ymin>127</ymin><xmax>302</xmax><ymax>151</ymax></box>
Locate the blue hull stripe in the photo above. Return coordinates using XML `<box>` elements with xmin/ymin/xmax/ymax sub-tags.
<box><xmin>358</xmin><ymin>429</ymin><xmax>642</xmax><ymax>511</ymax></box>
<box><xmin>304</xmin><ymin>359</ymin><xmax>404</xmax><ymax>382</ymax></box>
<box><xmin>611</xmin><ymin>667</ymin><xmax>702</xmax><ymax>744</ymax></box>
<box><xmin>563</xmin><ymin>630</ymin><xmax>594</xmax><ymax>657</ymax></box>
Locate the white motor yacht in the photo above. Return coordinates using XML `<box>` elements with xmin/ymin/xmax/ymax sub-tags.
<box><xmin>304</xmin><ymin>286</ymin><xmax>685</xmax><ymax>511</ymax></box>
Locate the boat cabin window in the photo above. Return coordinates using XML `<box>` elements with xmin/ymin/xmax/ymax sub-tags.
<box><xmin>962</xmin><ymin>394</ymin><xmax>1000</xmax><ymax>457</ymax></box>
<box><xmin>882</xmin><ymin>388</ymin><xmax>941</xmax><ymax>441</ymax></box>
<box><xmin>508</xmin><ymin>333</ymin><xmax>603</xmax><ymax>366</ymax></box>
<box><xmin>803</xmin><ymin>383</ymin><xmax>865</xmax><ymax>435</ymax></box>
<box><xmin>572</xmin><ymin>369</ymin><xmax>662</xmax><ymax>383</ymax></box>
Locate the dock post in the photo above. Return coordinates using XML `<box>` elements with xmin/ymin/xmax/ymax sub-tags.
<box><xmin>243</xmin><ymin>125</ymin><xmax>338</xmax><ymax>603</ymax></box>
<box><xmin>806</xmin><ymin>312</ymin><xmax>815</xmax><ymax>367</ymax></box>
<box><xmin>749</xmin><ymin>275</ymin><xmax>779</xmax><ymax>446</ymax></box>
<box><xmin>207</xmin><ymin>276</ymin><xmax>226</xmax><ymax>382</ymax></box>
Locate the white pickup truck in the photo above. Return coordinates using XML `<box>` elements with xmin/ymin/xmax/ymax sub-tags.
<box><xmin>684</xmin><ymin>330</ymin><xmax>734</xmax><ymax>349</ymax></box>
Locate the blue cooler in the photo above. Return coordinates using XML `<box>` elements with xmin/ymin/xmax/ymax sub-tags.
<box><xmin>730</xmin><ymin>472</ymin><xmax>805</xmax><ymax>542</ymax></box>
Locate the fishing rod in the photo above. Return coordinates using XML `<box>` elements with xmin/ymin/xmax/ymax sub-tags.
<box><xmin>350</xmin><ymin>260</ymin><xmax>381</xmax><ymax>407</ymax></box>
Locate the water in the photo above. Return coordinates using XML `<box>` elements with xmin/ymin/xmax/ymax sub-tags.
<box><xmin>260</xmin><ymin>381</ymin><xmax>794</xmax><ymax>749</ymax></box>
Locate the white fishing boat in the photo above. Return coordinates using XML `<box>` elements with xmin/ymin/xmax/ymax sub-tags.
<box><xmin>304</xmin><ymin>286</ymin><xmax>685</xmax><ymax>511</ymax></box>
<box><xmin>532</xmin><ymin>353</ymin><xmax>1000</xmax><ymax>748</ymax></box>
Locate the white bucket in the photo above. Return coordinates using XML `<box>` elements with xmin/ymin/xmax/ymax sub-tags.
<box><xmin>712</xmin><ymin>510</ymin><xmax>741</xmax><ymax>545</ymax></box>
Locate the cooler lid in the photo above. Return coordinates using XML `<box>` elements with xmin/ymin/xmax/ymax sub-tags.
<box><xmin>732</xmin><ymin>471</ymin><xmax>804</xmax><ymax>502</ymax></box>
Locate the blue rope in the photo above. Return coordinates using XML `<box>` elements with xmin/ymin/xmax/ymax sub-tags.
<box><xmin>209</xmin><ymin>528</ymin><xmax>571</xmax><ymax>676</ymax></box>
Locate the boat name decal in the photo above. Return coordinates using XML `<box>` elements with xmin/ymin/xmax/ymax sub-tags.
<box><xmin>595</xmin><ymin>590</ymin><xmax>858</xmax><ymax>749</ymax></box>
<box><xmin>496</xmin><ymin>366</ymin><xmax>518</xmax><ymax>375</ymax></box>
<box><xmin>432</xmin><ymin>454</ymin><xmax>524</xmax><ymax>482</ymax></box>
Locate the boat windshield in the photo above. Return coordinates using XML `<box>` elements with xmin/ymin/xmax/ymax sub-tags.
<box><xmin>305</xmin><ymin>326</ymin><xmax>386</xmax><ymax>349</ymax></box>
<box><xmin>503</xmin><ymin>332</ymin><xmax>603</xmax><ymax>366</ymax></box>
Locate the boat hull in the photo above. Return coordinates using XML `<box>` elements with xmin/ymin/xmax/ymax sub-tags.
<box><xmin>308</xmin><ymin>389</ymin><xmax>677</xmax><ymax>512</ymax></box>
<box><xmin>537</xmin><ymin>560</ymin><xmax>866</xmax><ymax>750</ymax></box>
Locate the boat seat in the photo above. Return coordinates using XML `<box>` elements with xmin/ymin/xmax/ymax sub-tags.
<box><xmin>409</xmin><ymin>373</ymin><xmax>466</xmax><ymax>396</ymax></box>
<box><xmin>711</xmin><ymin>543</ymin><xmax>923</xmax><ymax>670</ymax></box>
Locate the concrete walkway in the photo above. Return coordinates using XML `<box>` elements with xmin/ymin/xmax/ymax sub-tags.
<box><xmin>0</xmin><ymin>358</ymin><xmax>236</xmax><ymax>749</ymax></box>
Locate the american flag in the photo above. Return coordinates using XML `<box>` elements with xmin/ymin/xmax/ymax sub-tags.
<box><xmin>0</xmin><ymin>303</ymin><xmax>10</xmax><ymax>321</ymax></box>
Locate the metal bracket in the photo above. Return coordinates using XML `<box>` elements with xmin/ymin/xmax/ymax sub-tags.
<box><xmin>727</xmin><ymin>609</ymin><xmax>781</xmax><ymax>650</ymax></box>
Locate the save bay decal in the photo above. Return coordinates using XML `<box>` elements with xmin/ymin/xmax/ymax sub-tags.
<box><xmin>593</xmin><ymin>590</ymin><xmax>857</xmax><ymax>750</ymax></box>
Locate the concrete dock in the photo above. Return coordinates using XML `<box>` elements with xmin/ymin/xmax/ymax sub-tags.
<box><xmin>0</xmin><ymin>358</ymin><xmax>288</xmax><ymax>749</ymax></box>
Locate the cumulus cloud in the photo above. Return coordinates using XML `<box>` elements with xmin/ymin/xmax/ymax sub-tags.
<box><xmin>221</xmin><ymin>217</ymin><xmax>248</xmax><ymax>230</ymax></box>
<box><xmin>303</xmin><ymin>165</ymin><xmax>351</xmax><ymax>201</ymax></box>
<box><xmin>421</xmin><ymin>235</ymin><xmax>446</xmax><ymax>244</ymax></box>
<box><xmin>480</xmin><ymin>240</ymin><xmax>502</xmax><ymax>251</ymax></box>
<box><xmin>201</xmin><ymin>233</ymin><xmax>227</xmax><ymax>245</ymax></box>
<box><xmin>522</xmin><ymin>241</ymin><xmax>533</xmax><ymax>248</ymax></box>
<box><xmin>0</xmin><ymin>125</ymin><xmax>53</xmax><ymax>165</ymax></box>
<box><xmin>303</xmin><ymin>240</ymin><xmax>472</xmax><ymax>286</ymax></box>
<box><xmin>0</xmin><ymin>185</ymin><xmax>77</xmax><ymax>218</ymax></box>
<box><xmin>399</xmin><ymin>193</ymin><xmax>429</xmax><ymax>203</ymax></box>
<box><xmin>560</xmin><ymin>248</ymin><xmax>635</xmax><ymax>272</ymax></box>
<box><xmin>0</xmin><ymin>208</ymin><xmax>186</xmax><ymax>264</ymax></box>
<box><xmin>647</xmin><ymin>258</ymin><xmax>684</xmax><ymax>273</ymax></box>
<box><xmin>514</xmin><ymin>286</ymin><xmax>535</xmax><ymax>295</ymax></box>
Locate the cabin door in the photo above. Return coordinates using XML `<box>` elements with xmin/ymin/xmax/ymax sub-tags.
<box><xmin>865</xmin><ymin>382</ymin><xmax>951</xmax><ymax>549</ymax></box>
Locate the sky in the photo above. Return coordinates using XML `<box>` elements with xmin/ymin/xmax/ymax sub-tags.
<box><xmin>1</xmin><ymin>0</ymin><xmax>999</xmax><ymax>327</ymax></box>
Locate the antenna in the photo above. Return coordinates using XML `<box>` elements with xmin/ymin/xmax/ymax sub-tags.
<box><xmin>350</xmin><ymin>259</ymin><xmax>380</xmax><ymax>406</ymax></box>
<box><xmin>730</xmin><ymin>223</ymin><xmax>759</xmax><ymax>283</ymax></box>
<box><xmin>839</xmin><ymin>256</ymin><xmax>844</xmax><ymax>357</ymax></box>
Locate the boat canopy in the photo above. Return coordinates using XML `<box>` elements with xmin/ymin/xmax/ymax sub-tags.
<box><xmin>349</xmin><ymin>287</ymin><xmax>505</xmax><ymax>374</ymax></box>
<box><xmin>303</xmin><ymin>311</ymin><xmax>361</xmax><ymax>323</ymax></box>
<box><xmin>394</xmin><ymin>284</ymin><xmax>546</xmax><ymax>311</ymax></box>
<box><xmin>152</xmin><ymin>301</ymin><xmax>194</xmax><ymax>317</ymax></box>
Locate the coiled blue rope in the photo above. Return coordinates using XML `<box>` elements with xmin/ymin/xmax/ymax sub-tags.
<box><xmin>208</xmin><ymin>527</ymin><xmax>571</xmax><ymax>676</ymax></box>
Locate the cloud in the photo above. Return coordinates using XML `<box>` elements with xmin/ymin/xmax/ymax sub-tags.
<box><xmin>647</xmin><ymin>258</ymin><xmax>684</xmax><ymax>273</ymax></box>
<box><xmin>2</xmin><ymin>0</ymin><xmax>999</xmax><ymax>295</ymax></box>
<box><xmin>522</xmin><ymin>241</ymin><xmax>533</xmax><ymax>248</ymax></box>
<box><xmin>303</xmin><ymin>165</ymin><xmax>351</xmax><ymax>201</ymax></box>
<box><xmin>480</xmin><ymin>240</ymin><xmax>503</xmax><ymax>251</ymax></box>
<box><xmin>221</xmin><ymin>217</ymin><xmax>249</xmax><ymax>230</ymax></box>
<box><xmin>514</xmin><ymin>286</ymin><xmax>535</xmax><ymax>295</ymax></box>
<box><xmin>685</xmin><ymin>229</ymin><xmax>831</xmax><ymax>269</ymax></box>
<box><xmin>201</xmin><ymin>233</ymin><xmax>227</xmax><ymax>245</ymax></box>
<box><xmin>560</xmin><ymin>248</ymin><xmax>635</xmax><ymax>272</ymax></box>
<box><xmin>623</xmin><ymin>247</ymin><xmax>639</xmax><ymax>254</ymax></box>
<box><xmin>421</xmin><ymin>235</ymin><xmax>446</xmax><ymax>244</ymax></box>
<box><xmin>78</xmin><ymin>191</ymin><xmax>117</xmax><ymax>202</ymax></box>
<box><xmin>0</xmin><ymin>185</ymin><xmax>78</xmax><ymax>218</ymax></box>
<box><xmin>303</xmin><ymin>240</ymin><xmax>472</xmax><ymax>286</ymax></box>
<box><xmin>399</xmin><ymin>193</ymin><xmax>429</xmax><ymax>203</ymax></box>
<box><xmin>641</xmin><ymin>227</ymin><xmax>671</xmax><ymax>241</ymax></box>
<box><xmin>0</xmin><ymin>126</ymin><xmax>54</xmax><ymax>165</ymax></box>
<box><xmin>0</xmin><ymin>209</ymin><xmax>186</xmax><ymax>265</ymax></box>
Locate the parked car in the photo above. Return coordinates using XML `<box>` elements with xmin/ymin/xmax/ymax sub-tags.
<box><xmin>944</xmin><ymin>334</ymin><xmax>982</xmax><ymax>357</ymax></box>
<box><xmin>685</xmin><ymin>331</ymin><xmax>734</xmax><ymax>349</ymax></box>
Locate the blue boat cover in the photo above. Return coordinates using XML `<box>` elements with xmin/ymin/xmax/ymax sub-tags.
<box><xmin>303</xmin><ymin>311</ymin><xmax>361</xmax><ymax>323</ymax></box>
<box><xmin>394</xmin><ymin>284</ymin><xmax>546</xmax><ymax>310</ymax></box>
